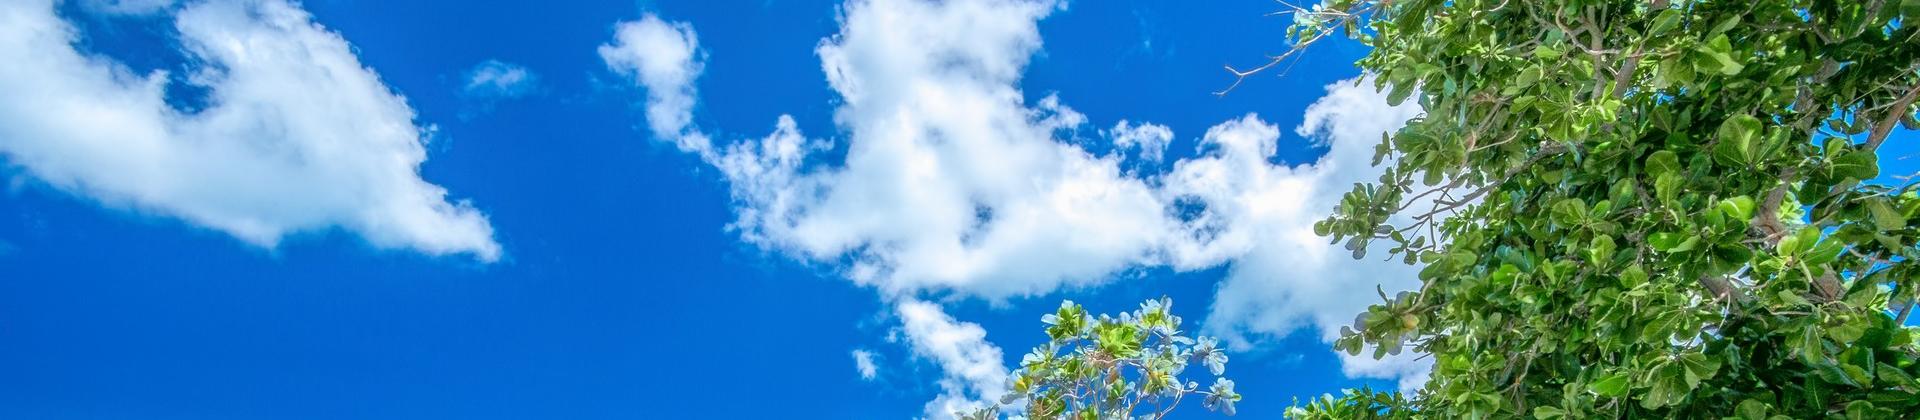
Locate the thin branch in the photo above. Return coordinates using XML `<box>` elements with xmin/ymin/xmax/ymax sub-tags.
<box><xmin>1751</xmin><ymin>168</ymin><xmax>1797</xmax><ymax>242</ymax></box>
<box><xmin>1215</xmin><ymin>3</ymin><xmax>1379</xmax><ymax>96</ymax></box>
<box><xmin>1863</xmin><ymin>83</ymin><xmax>1920</xmax><ymax>152</ymax></box>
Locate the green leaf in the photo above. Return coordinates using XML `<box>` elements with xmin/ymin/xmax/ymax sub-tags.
<box><xmin>1803</xmin><ymin>239</ymin><xmax>1844</xmax><ymax>266</ymax></box>
<box><xmin>1532</xmin><ymin>406</ymin><xmax>1566</xmax><ymax>419</ymax></box>
<box><xmin>1645</xmin><ymin>150</ymin><xmax>1681</xmax><ymax>177</ymax></box>
<box><xmin>1713</xmin><ymin>244</ymin><xmax>1754</xmax><ymax>267</ymax></box>
<box><xmin>1718</xmin><ymin>196</ymin><xmax>1756</xmax><ymax>221</ymax></box>
<box><xmin>1695</xmin><ymin>34</ymin><xmax>1745</xmax><ymax>75</ymax></box>
<box><xmin>1828</xmin><ymin>320</ymin><xmax>1866</xmax><ymax>344</ymax></box>
<box><xmin>1386</xmin><ymin>82</ymin><xmax>1415</xmax><ymax>106</ymax></box>
<box><xmin>1655</xmin><ymin>173</ymin><xmax>1683</xmax><ymax>203</ymax></box>
<box><xmin>1798</xmin><ymin>327</ymin><xmax>1827</xmax><ymax>364</ymax></box>
<box><xmin>1589</xmin><ymin>373</ymin><xmax>1631</xmax><ymax>397</ymax></box>
<box><xmin>1649</xmin><ymin>232</ymin><xmax>1694</xmax><ymax>252</ymax></box>
<box><xmin>1551</xmin><ymin>198</ymin><xmax>1588</xmax><ymax>227</ymax></box>
<box><xmin>1868</xmin><ymin>200</ymin><xmax>1905</xmax><ymax>230</ymax></box>
<box><xmin>1778</xmin><ymin>227</ymin><xmax>1820</xmax><ymax>257</ymax></box>
<box><xmin>1679</xmin><ymin>352</ymin><xmax>1721</xmax><ymax>390</ymax></box>
<box><xmin>1714</xmin><ymin>115</ymin><xmax>1764</xmax><ymax>166</ymax></box>
<box><xmin>1589</xmin><ymin>235</ymin><xmax>1617</xmax><ymax>265</ymax></box>
<box><xmin>1831</xmin><ymin>151</ymin><xmax>1880</xmax><ymax>180</ymax></box>
<box><xmin>1649</xmin><ymin>232</ymin><xmax>1681</xmax><ymax>252</ymax></box>
<box><xmin>1619</xmin><ymin>264</ymin><xmax>1649</xmax><ymax>288</ymax></box>
<box><xmin>1735</xmin><ymin>399</ymin><xmax>1771</xmax><ymax>420</ymax></box>
<box><xmin>1649</xmin><ymin>9</ymin><xmax>1683</xmax><ymax>36</ymax></box>
<box><xmin>1642</xmin><ymin>364</ymin><xmax>1683</xmax><ymax>409</ymax></box>
<box><xmin>1512</xmin><ymin>66</ymin><xmax>1542</xmax><ymax>90</ymax></box>
<box><xmin>1845</xmin><ymin>401</ymin><xmax>1890</xmax><ymax>420</ymax></box>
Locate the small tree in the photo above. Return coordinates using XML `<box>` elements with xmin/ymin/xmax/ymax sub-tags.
<box><xmin>1228</xmin><ymin>0</ymin><xmax>1920</xmax><ymax>417</ymax></box>
<box><xmin>961</xmin><ymin>298</ymin><xmax>1243</xmax><ymax>420</ymax></box>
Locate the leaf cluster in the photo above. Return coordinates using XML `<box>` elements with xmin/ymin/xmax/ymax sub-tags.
<box><xmin>1275</xmin><ymin>0</ymin><xmax>1920</xmax><ymax>418</ymax></box>
<box><xmin>961</xmin><ymin>298</ymin><xmax>1242</xmax><ymax>420</ymax></box>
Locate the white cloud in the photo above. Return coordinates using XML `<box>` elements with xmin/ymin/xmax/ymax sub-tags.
<box><xmin>1198</xmin><ymin>79</ymin><xmax>1443</xmax><ymax>393</ymax></box>
<box><xmin>1107</xmin><ymin>120</ymin><xmax>1173</xmax><ymax>162</ymax></box>
<box><xmin>1161</xmin><ymin>82</ymin><xmax>1432</xmax><ymax>392</ymax></box>
<box><xmin>851</xmin><ymin>348</ymin><xmax>880</xmax><ymax>380</ymax></box>
<box><xmin>722</xmin><ymin>0</ymin><xmax>1179</xmax><ymax>300</ymax></box>
<box><xmin>598</xmin><ymin>14</ymin><xmax>709</xmax><ymax>155</ymax></box>
<box><xmin>0</xmin><ymin>0</ymin><xmax>499</xmax><ymax>261</ymax></box>
<box><xmin>602</xmin><ymin>0</ymin><xmax>1437</xmax><ymax>403</ymax></box>
<box><xmin>897</xmin><ymin>299</ymin><xmax>1008</xmax><ymax>419</ymax></box>
<box><xmin>462</xmin><ymin>59</ymin><xmax>538</xmax><ymax>99</ymax></box>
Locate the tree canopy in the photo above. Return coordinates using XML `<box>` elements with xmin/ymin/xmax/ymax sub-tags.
<box><xmin>961</xmin><ymin>298</ymin><xmax>1242</xmax><ymax>420</ymax></box>
<box><xmin>1260</xmin><ymin>0</ymin><xmax>1920</xmax><ymax>417</ymax></box>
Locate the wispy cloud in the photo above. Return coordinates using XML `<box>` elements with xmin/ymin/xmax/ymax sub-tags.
<box><xmin>457</xmin><ymin>59</ymin><xmax>540</xmax><ymax>120</ymax></box>
<box><xmin>462</xmin><ymin>60</ymin><xmax>539</xmax><ymax>100</ymax></box>
<box><xmin>896</xmin><ymin>300</ymin><xmax>1007</xmax><ymax>418</ymax></box>
<box><xmin>851</xmin><ymin>349</ymin><xmax>880</xmax><ymax>381</ymax></box>
<box><xmin>77</xmin><ymin>0</ymin><xmax>175</xmax><ymax>15</ymax></box>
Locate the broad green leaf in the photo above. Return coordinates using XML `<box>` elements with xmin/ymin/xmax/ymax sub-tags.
<box><xmin>1803</xmin><ymin>239</ymin><xmax>1844</xmax><ymax>265</ymax></box>
<box><xmin>1714</xmin><ymin>115</ymin><xmax>1763</xmax><ymax>167</ymax></box>
<box><xmin>1734</xmin><ymin>399</ymin><xmax>1770</xmax><ymax>420</ymax></box>
<box><xmin>1868</xmin><ymin>200</ymin><xmax>1905</xmax><ymax>230</ymax></box>
<box><xmin>1831</xmin><ymin>151</ymin><xmax>1880</xmax><ymax>180</ymax></box>
<box><xmin>1589</xmin><ymin>373</ymin><xmax>1631</xmax><ymax>397</ymax></box>
<box><xmin>1551</xmin><ymin>198</ymin><xmax>1587</xmax><ymax>227</ymax></box>
<box><xmin>1619</xmin><ymin>264</ymin><xmax>1648</xmax><ymax>288</ymax></box>
<box><xmin>1649</xmin><ymin>9</ymin><xmax>1683</xmax><ymax>36</ymax></box>
<box><xmin>1532</xmin><ymin>406</ymin><xmax>1566</xmax><ymax>419</ymax></box>
<box><xmin>1695</xmin><ymin>34</ymin><xmax>1745</xmax><ymax>75</ymax></box>
<box><xmin>1589</xmin><ymin>235</ymin><xmax>1617</xmax><ymax>265</ymax></box>
<box><xmin>1778</xmin><ymin>227</ymin><xmax>1820</xmax><ymax>257</ymax></box>
<box><xmin>1648</xmin><ymin>232</ymin><xmax>1685</xmax><ymax>252</ymax></box>
<box><xmin>1645</xmin><ymin>150</ymin><xmax>1681</xmax><ymax>177</ymax></box>
<box><xmin>1679</xmin><ymin>352</ymin><xmax>1721</xmax><ymax>390</ymax></box>
<box><xmin>1718</xmin><ymin>196</ymin><xmax>1756</xmax><ymax>221</ymax></box>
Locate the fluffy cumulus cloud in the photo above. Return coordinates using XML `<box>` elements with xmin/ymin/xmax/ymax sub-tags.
<box><xmin>1165</xmin><ymin>82</ymin><xmax>1432</xmax><ymax>393</ymax></box>
<box><xmin>599</xmin><ymin>14</ymin><xmax>709</xmax><ymax>155</ymax></box>
<box><xmin>601</xmin><ymin>0</ymin><xmax>1438</xmax><ymax>411</ymax></box>
<box><xmin>729</xmin><ymin>0</ymin><xmax>1178</xmax><ymax>300</ymax></box>
<box><xmin>462</xmin><ymin>59</ymin><xmax>539</xmax><ymax>99</ymax></box>
<box><xmin>0</xmin><ymin>0</ymin><xmax>499</xmax><ymax>260</ymax></box>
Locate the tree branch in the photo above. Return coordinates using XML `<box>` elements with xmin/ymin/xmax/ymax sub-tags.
<box><xmin>1863</xmin><ymin>83</ymin><xmax>1920</xmax><ymax>152</ymax></box>
<box><xmin>1751</xmin><ymin>168</ymin><xmax>1797</xmax><ymax>242</ymax></box>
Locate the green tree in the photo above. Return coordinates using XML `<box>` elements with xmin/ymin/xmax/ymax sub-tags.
<box><xmin>1245</xmin><ymin>0</ymin><xmax>1920</xmax><ymax>417</ymax></box>
<box><xmin>960</xmin><ymin>298</ymin><xmax>1242</xmax><ymax>420</ymax></box>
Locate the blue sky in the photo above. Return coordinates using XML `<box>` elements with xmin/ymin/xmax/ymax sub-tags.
<box><xmin>1</xmin><ymin>0</ymin><xmax>1915</xmax><ymax>419</ymax></box>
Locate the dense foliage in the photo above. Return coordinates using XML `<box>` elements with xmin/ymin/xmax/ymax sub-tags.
<box><xmin>1257</xmin><ymin>0</ymin><xmax>1920</xmax><ymax>418</ymax></box>
<box><xmin>960</xmin><ymin>298</ymin><xmax>1242</xmax><ymax>420</ymax></box>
